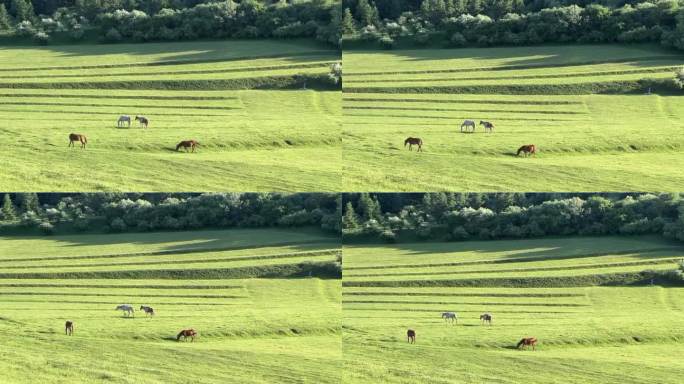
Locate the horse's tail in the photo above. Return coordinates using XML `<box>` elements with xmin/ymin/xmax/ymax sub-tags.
<box><xmin>516</xmin><ymin>339</ymin><xmax>525</xmax><ymax>348</ymax></box>
<box><xmin>83</xmin><ymin>135</ymin><xmax>87</xmax><ymax>143</ymax></box>
<box><xmin>176</xmin><ymin>142</ymin><xmax>181</xmax><ymax>151</ymax></box>
<box><xmin>516</xmin><ymin>146</ymin><xmax>524</xmax><ymax>156</ymax></box>
<box><xmin>177</xmin><ymin>331</ymin><xmax>184</xmax><ymax>340</ymax></box>
<box><xmin>404</xmin><ymin>139</ymin><xmax>408</xmax><ymax>147</ymax></box>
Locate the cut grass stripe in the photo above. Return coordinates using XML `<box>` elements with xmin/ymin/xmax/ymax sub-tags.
<box><xmin>0</xmin><ymin>93</ymin><xmax>237</xmax><ymax>100</ymax></box>
<box><xmin>0</xmin><ymin>108</ymin><xmax>234</xmax><ymax>117</ymax></box>
<box><xmin>0</xmin><ymin>246</ymin><xmax>339</xmax><ymax>264</ymax></box>
<box><xmin>344</xmin><ymin>258</ymin><xmax>681</xmax><ymax>278</ymax></box>
<box><xmin>343</xmin><ymin>80</ymin><xmax>653</xmax><ymax>95</ymax></box>
<box><xmin>342</xmin><ymin>106</ymin><xmax>586</xmax><ymax>115</ymax></box>
<box><xmin>0</xmin><ymin>62</ymin><xmax>334</xmax><ymax>80</ymax></box>
<box><xmin>344</xmin><ymin>67</ymin><xmax>678</xmax><ymax>83</ymax></box>
<box><xmin>0</xmin><ymin>299</ymin><xmax>235</xmax><ymax>305</ymax></box>
<box><xmin>342</xmin><ymin>300</ymin><xmax>587</xmax><ymax>307</ymax></box>
<box><xmin>342</xmin><ymin>98</ymin><xmax>583</xmax><ymax>105</ymax></box>
<box><xmin>0</xmin><ymin>74</ymin><xmax>338</xmax><ymax>90</ymax></box>
<box><xmin>343</xmin><ymin>248</ymin><xmax>680</xmax><ymax>271</ymax></box>
<box><xmin>345</xmin><ymin>55</ymin><xmax>683</xmax><ymax>76</ymax></box>
<box><xmin>0</xmin><ymin>101</ymin><xmax>239</xmax><ymax>110</ymax></box>
<box><xmin>342</xmin><ymin>308</ymin><xmax>578</xmax><ymax>314</ymax></box>
<box><xmin>0</xmin><ymin>261</ymin><xmax>341</xmax><ymax>280</ymax></box>
<box><xmin>342</xmin><ymin>271</ymin><xmax>674</xmax><ymax>288</ymax></box>
<box><xmin>341</xmin><ymin>292</ymin><xmax>584</xmax><ymax>298</ymax></box>
<box><xmin>343</xmin><ymin>113</ymin><xmax>585</xmax><ymax>122</ymax></box>
<box><xmin>0</xmin><ymin>284</ymin><xmax>242</xmax><ymax>289</ymax></box>
<box><xmin>0</xmin><ymin>292</ymin><xmax>245</xmax><ymax>299</ymax></box>
<box><xmin>0</xmin><ymin>251</ymin><xmax>339</xmax><ymax>270</ymax></box>
<box><xmin>0</xmin><ymin>51</ymin><xmax>337</xmax><ymax>72</ymax></box>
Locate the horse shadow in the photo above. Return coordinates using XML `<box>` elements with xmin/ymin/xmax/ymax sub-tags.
<box><xmin>163</xmin><ymin>336</ymin><xmax>178</xmax><ymax>342</ymax></box>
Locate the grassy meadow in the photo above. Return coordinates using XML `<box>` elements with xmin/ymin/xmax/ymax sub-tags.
<box><xmin>342</xmin><ymin>236</ymin><xmax>684</xmax><ymax>383</ymax></box>
<box><xmin>0</xmin><ymin>40</ymin><xmax>341</xmax><ymax>191</ymax></box>
<box><xmin>0</xmin><ymin>228</ymin><xmax>341</xmax><ymax>383</ymax></box>
<box><xmin>342</xmin><ymin>44</ymin><xmax>684</xmax><ymax>191</ymax></box>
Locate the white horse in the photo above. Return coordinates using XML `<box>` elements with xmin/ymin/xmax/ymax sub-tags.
<box><xmin>460</xmin><ymin>120</ymin><xmax>475</xmax><ymax>133</ymax></box>
<box><xmin>116</xmin><ymin>304</ymin><xmax>135</xmax><ymax>317</ymax></box>
<box><xmin>442</xmin><ymin>312</ymin><xmax>458</xmax><ymax>323</ymax></box>
<box><xmin>117</xmin><ymin>115</ymin><xmax>131</xmax><ymax>128</ymax></box>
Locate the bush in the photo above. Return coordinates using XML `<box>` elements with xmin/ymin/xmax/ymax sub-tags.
<box><xmin>449</xmin><ymin>32</ymin><xmax>467</xmax><ymax>47</ymax></box>
<box><xmin>380</xmin><ymin>229</ymin><xmax>396</xmax><ymax>243</ymax></box>
<box><xmin>33</xmin><ymin>31</ymin><xmax>50</xmax><ymax>45</ymax></box>
<box><xmin>39</xmin><ymin>221</ymin><xmax>55</xmax><ymax>235</ymax></box>
<box><xmin>104</xmin><ymin>27</ymin><xmax>122</xmax><ymax>42</ymax></box>
<box><xmin>109</xmin><ymin>217</ymin><xmax>127</xmax><ymax>232</ymax></box>
<box><xmin>379</xmin><ymin>35</ymin><xmax>395</xmax><ymax>49</ymax></box>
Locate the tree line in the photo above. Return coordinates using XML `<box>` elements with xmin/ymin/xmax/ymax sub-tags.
<box><xmin>342</xmin><ymin>0</ymin><xmax>684</xmax><ymax>51</ymax></box>
<box><xmin>0</xmin><ymin>193</ymin><xmax>341</xmax><ymax>235</ymax></box>
<box><xmin>0</xmin><ymin>0</ymin><xmax>342</xmax><ymax>46</ymax></box>
<box><xmin>343</xmin><ymin>192</ymin><xmax>684</xmax><ymax>243</ymax></box>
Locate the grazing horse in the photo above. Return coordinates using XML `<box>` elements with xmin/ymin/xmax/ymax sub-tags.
<box><xmin>517</xmin><ymin>337</ymin><xmax>538</xmax><ymax>350</ymax></box>
<box><xmin>140</xmin><ymin>306</ymin><xmax>155</xmax><ymax>317</ymax></box>
<box><xmin>65</xmin><ymin>321</ymin><xmax>74</xmax><ymax>336</ymax></box>
<box><xmin>68</xmin><ymin>133</ymin><xmax>87</xmax><ymax>149</ymax></box>
<box><xmin>461</xmin><ymin>120</ymin><xmax>475</xmax><ymax>133</ymax></box>
<box><xmin>117</xmin><ymin>115</ymin><xmax>131</xmax><ymax>127</ymax></box>
<box><xmin>480</xmin><ymin>120</ymin><xmax>494</xmax><ymax>133</ymax></box>
<box><xmin>480</xmin><ymin>313</ymin><xmax>492</xmax><ymax>325</ymax></box>
<box><xmin>177</xmin><ymin>329</ymin><xmax>197</xmax><ymax>342</ymax></box>
<box><xmin>135</xmin><ymin>115</ymin><xmax>149</xmax><ymax>129</ymax></box>
<box><xmin>407</xmin><ymin>329</ymin><xmax>416</xmax><ymax>344</ymax></box>
<box><xmin>115</xmin><ymin>304</ymin><xmax>134</xmax><ymax>317</ymax></box>
<box><xmin>404</xmin><ymin>137</ymin><xmax>422</xmax><ymax>152</ymax></box>
<box><xmin>517</xmin><ymin>144</ymin><xmax>537</xmax><ymax>157</ymax></box>
<box><xmin>176</xmin><ymin>140</ymin><xmax>200</xmax><ymax>153</ymax></box>
<box><xmin>442</xmin><ymin>312</ymin><xmax>458</xmax><ymax>324</ymax></box>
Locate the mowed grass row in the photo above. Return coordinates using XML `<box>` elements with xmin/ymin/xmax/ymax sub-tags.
<box><xmin>0</xmin><ymin>228</ymin><xmax>342</xmax><ymax>383</ymax></box>
<box><xmin>341</xmin><ymin>237</ymin><xmax>684</xmax><ymax>383</ymax></box>
<box><xmin>0</xmin><ymin>228</ymin><xmax>340</xmax><ymax>277</ymax></box>
<box><xmin>342</xmin><ymin>44</ymin><xmax>684</xmax><ymax>191</ymax></box>
<box><xmin>0</xmin><ymin>40</ymin><xmax>341</xmax><ymax>191</ymax></box>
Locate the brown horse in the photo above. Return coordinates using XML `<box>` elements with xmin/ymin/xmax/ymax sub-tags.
<box><xmin>177</xmin><ymin>329</ymin><xmax>197</xmax><ymax>342</ymax></box>
<box><xmin>407</xmin><ymin>329</ymin><xmax>416</xmax><ymax>344</ymax></box>
<box><xmin>65</xmin><ymin>321</ymin><xmax>74</xmax><ymax>336</ymax></box>
<box><xmin>404</xmin><ymin>137</ymin><xmax>422</xmax><ymax>152</ymax></box>
<box><xmin>480</xmin><ymin>120</ymin><xmax>494</xmax><ymax>133</ymax></box>
<box><xmin>135</xmin><ymin>115</ymin><xmax>149</xmax><ymax>129</ymax></box>
<box><xmin>480</xmin><ymin>313</ymin><xmax>492</xmax><ymax>325</ymax></box>
<box><xmin>517</xmin><ymin>337</ymin><xmax>537</xmax><ymax>350</ymax></box>
<box><xmin>68</xmin><ymin>133</ymin><xmax>87</xmax><ymax>149</ymax></box>
<box><xmin>176</xmin><ymin>140</ymin><xmax>199</xmax><ymax>153</ymax></box>
<box><xmin>516</xmin><ymin>144</ymin><xmax>536</xmax><ymax>157</ymax></box>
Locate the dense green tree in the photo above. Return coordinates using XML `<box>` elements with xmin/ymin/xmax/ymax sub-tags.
<box><xmin>10</xmin><ymin>0</ymin><xmax>33</xmax><ymax>22</ymax></box>
<box><xmin>343</xmin><ymin>202</ymin><xmax>359</xmax><ymax>230</ymax></box>
<box><xmin>0</xmin><ymin>4</ymin><xmax>11</xmax><ymax>30</ymax></box>
<box><xmin>1</xmin><ymin>194</ymin><xmax>16</xmax><ymax>221</ymax></box>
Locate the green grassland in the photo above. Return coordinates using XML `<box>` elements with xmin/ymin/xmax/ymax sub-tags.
<box><xmin>342</xmin><ymin>44</ymin><xmax>684</xmax><ymax>191</ymax></box>
<box><xmin>0</xmin><ymin>228</ymin><xmax>341</xmax><ymax>383</ymax></box>
<box><xmin>0</xmin><ymin>40</ymin><xmax>341</xmax><ymax>191</ymax></box>
<box><xmin>342</xmin><ymin>236</ymin><xmax>684</xmax><ymax>383</ymax></box>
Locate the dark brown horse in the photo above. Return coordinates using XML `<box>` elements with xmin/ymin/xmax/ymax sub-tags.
<box><xmin>135</xmin><ymin>115</ymin><xmax>149</xmax><ymax>129</ymax></box>
<box><xmin>480</xmin><ymin>313</ymin><xmax>492</xmax><ymax>325</ymax></box>
<box><xmin>404</xmin><ymin>137</ymin><xmax>422</xmax><ymax>152</ymax></box>
<box><xmin>517</xmin><ymin>337</ymin><xmax>537</xmax><ymax>350</ymax></box>
<box><xmin>480</xmin><ymin>120</ymin><xmax>494</xmax><ymax>133</ymax></box>
<box><xmin>177</xmin><ymin>329</ymin><xmax>197</xmax><ymax>342</ymax></box>
<box><xmin>68</xmin><ymin>133</ymin><xmax>87</xmax><ymax>149</ymax></box>
<box><xmin>65</xmin><ymin>321</ymin><xmax>74</xmax><ymax>336</ymax></box>
<box><xmin>176</xmin><ymin>140</ymin><xmax>199</xmax><ymax>153</ymax></box>
<box><xmin>140</xmin><ymin>306</ymin><xmax>154</xmax><ymax>316</ymax></box>
<box><xmin>407</xmin><ymin>329</ymin><xmax>416</xmax><ymax>344</ymax></box>
<box><xmin>517</xmin><ymin>144</ymin><xmax>536</xmax><ymax>157</ymax></box>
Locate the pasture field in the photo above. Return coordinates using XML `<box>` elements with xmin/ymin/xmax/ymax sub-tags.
<box><xmin>0</xmin><ymin>228</ymin><xmax>341</xmax><ymax>383</ymax></box>
<box><xmin>342</xmin><ymin>44</ymin><xmax>684</xmax><ymax>191</ymax></box>
<box><xmin>0</xmin><ymin>40</ymin><xmax>341</xmax><ymax>191</ymax></box>
<box><xmin>342</xmin><ymin>236</ymin><xmax>684</xmax><ymax>383</ymax></box>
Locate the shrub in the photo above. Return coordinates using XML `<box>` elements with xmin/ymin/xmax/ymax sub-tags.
<box><xmin>380</xmin><ymin>229</ymin><xmax>396</xmax><ymax>243</ymax></box>
<box><xmin>449</xmin><ymin>32</ymin><xmax>466</xmax><ymax>47</ymax></box>
<box><xmin>109</xmin><ymin>217</ymin><xmax>126</xmax><ymax>232</ymax></box>
<box><xmin>39</xmin><ymin>221</ymin><xmax>55</xmax><ymax>235</ymax></box>
<box><xmin>33</xmin><ymin>31</ymin><xmax>50</xmax><ymax>45</ymax></box>
<box><xmin>104</xmin><ymin>27</ymin><xmax>122</xmax><ymax>42</ymax></box>
<box><xmin>379</xmin><ymin>35</ymin><xmax>395</xmax><ymax>49</ymax></box>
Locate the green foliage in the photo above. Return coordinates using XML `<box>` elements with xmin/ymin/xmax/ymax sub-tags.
<box><xmin>0</xmin><ymin>4</ymin><xmax>11</xmax><ymax>30</ymax></box>
<box><xmin>343</xmin><ymin>193</ymin><xmax>684</xmax><ymax>243</ymax></box>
